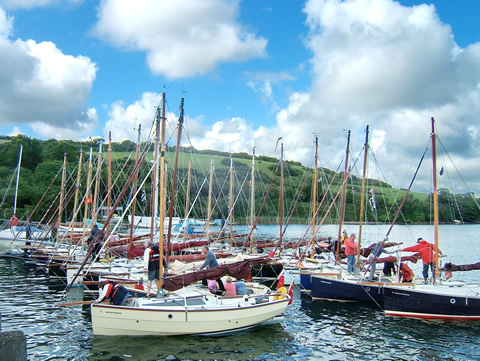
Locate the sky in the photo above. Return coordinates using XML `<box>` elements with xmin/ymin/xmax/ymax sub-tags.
<box><xmin>0</xmin><ymin>0</ymin><xmax>479</xmax><ymax>196</ymax></box>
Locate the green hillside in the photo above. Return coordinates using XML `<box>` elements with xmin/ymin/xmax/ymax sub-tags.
<box><xmin>0</xmin><ymin>134</ymin><xmax>478</xmax><ymax>225</ymax></box>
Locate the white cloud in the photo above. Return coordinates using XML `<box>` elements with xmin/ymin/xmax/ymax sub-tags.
<box><xmin>160</xmin><ymin>0</ymin><xmax>480</xmax><ymax>194</ymax></box>
<box><xmin>93</xmin><ymin>0</ymin><xmax>267</xmax><ymax>79</ymax></box>
<box><xmin>104</xmin><ymin>92</ymin><xmax>184</xmax><ymax>143</ymax></box>
<box><xmin>0</xmin><ymin>9</ymin><xmax>98</xmax><ymax>139</ymax></box>
<box><xmin>0</xmin><ymin>7</ymin><xmax>12</xmax><ymax>36</ymax></box>
<box><xmin>263</xmin><ymin>0</ymin><xmax>480</xmax><ymax>194</ymax></box>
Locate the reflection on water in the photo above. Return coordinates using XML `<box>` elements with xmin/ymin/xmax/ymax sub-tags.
<box><xmin>90</xmin><ymin>324</ymin><xmax>290</xmax><ymax>360</ymax></box>
<box><xmin>2</xmin><ymin>224</ymin><xmax>480</xmax><ymax>360</ymax></box>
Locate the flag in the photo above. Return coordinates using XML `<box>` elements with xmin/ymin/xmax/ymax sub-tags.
<box><xmin>287</xmin><ymin>278</ymin><xmax>294</xmax><ymax>305</ymax></box>
<box><xmin>445</xmin><ymin>270</ymin><xmax>452</xmax><ymax>280</ymax></box>
<box><xmin>85</xmin><ymin>197</ymin><xmax>92</xmax><ymax>204</ymax></box>
<box><xmin>440</xmin><ymin>167</ymin><xmax>444</xmax><ymax>176</ymax></box>
<box><xmin>276</xmin><ymin>270</ymin><xmax>285</xmax><ymax>289</ymax></box>
<box><xmin>248</xmin><ymin>180</ymin><xmax>252</xmax><ymax>187</ymax></box>
<box><xmin>140</xmin><ymin>189</ymin><xmax>146</xmax><ymax>204</ymax></box>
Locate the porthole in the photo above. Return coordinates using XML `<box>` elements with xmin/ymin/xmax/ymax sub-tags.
<box><xmin>450</xmin><ymin>298</ymin><xmax>456</xmax><ymax>304</ymax></box>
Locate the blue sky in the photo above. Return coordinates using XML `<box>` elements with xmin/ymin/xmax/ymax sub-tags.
<box><xmin>0</xmin><ymin>0</ymin><xmax>480</xmax><ymax>196</ymax></box>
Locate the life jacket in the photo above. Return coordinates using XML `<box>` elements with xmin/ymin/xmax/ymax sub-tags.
<box><xmin>400</xmin><ymin>263</ymin><xmax>414</xmax><ymax>282</ymax></box>
<box><xmin>104</xmin><ymin>280</ymin><xmax>129</xmax><ymax>305</ymax></box>
<box><xmin>148</xmin><ymin>245</ymin><xmax>160</xmax><ymax>262</ymax></box>
<box><xmin>10</xmin><ymin>216</ymin><xmax>19</xmax><ymax>227</ymax></box>
<box><xmin>147</xmin><ymin>245</ymin><xmax>160</xmax><ymax>271</ymax></box>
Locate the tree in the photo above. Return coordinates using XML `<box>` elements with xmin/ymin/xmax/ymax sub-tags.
<box><xmin>0</xmin><ymin>135</ymin><xmax>43</xmax><ymax>171</ymax></box>
<box><xmin>43</xmin><ymin>139</ymin><xmax>80</xmax><ymax>162</ymax></box>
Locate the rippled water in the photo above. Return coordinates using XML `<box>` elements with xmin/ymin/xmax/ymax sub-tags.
<box><xmin>2</xmin><ymin>224</ymin><xmax>480</xmax><ymax>360</ymax></box>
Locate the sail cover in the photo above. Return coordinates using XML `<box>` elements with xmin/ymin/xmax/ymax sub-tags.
<box><xmin>162</xmin><ymin>257</ymin><xmax>271</xmax><ymax>291</ymax></box>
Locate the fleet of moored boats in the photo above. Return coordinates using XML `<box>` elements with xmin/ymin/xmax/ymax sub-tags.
<box><xmin>2</xmin><ymin>114</ymin><xmax>480</xmax><ymax>336</ymax></box>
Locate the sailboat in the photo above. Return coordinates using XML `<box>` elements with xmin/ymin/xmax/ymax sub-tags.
<box><xmin>383</xmin><ymin>117</ymin><xmax>480</xmax><ymax>320</ymax></box>
<box><xmin>0</xmin><ymin>145</ymin><xmax>50</xmax><ymax>245</ymax></box>
<box><xmin>308</xmin><ymin>126</ymin><xmax>420</xmax><ymax>303</ymax></box>
<box><xmin>90</xmin><ymin>257</ymin><xmax>290</xmax><ymax>336</ymax></box>
<box><xmin>89</xmin><ymin>97</ymin><xmax>291</xmax><ymax>336</ymax></box>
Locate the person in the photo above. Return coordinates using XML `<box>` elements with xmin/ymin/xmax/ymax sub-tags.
<box><xmin>199</xmin><ymin>245</ymin><xmax>225</xmax><ymax>291</ymax></box>
<box><xmin>10</xmin><ymin>213</ymin><xmax>19</xmax><ymax>236</ymax></box>
<box><xmin>95</xmin><ymin>280</ymin><xmax>129</xmax><ymax>306</ymax></box>
<box><xmin>399</xmin><ymin>262</ymin><xmax>414</xmax><ymax>282</ymax></box>
<box><xmin>345</xmin><ymin>233</ymin><xmax>358</xmax><ymax>274</ymax></box>
<box><xmin>366</xmin><ymin>241</ymin><xmax>392</xmax><ymax>281</ymax></box>
<box><xmin>200</xmin><ymin>245</ymin><xmax>219</xmax><ymax>269</ymax></box>
<box><xmin>383</xmin><ymin>262</ymin><xmax>396</xmax><ymax>277</ymax></box>
<box><xmin>224</xmin><ymin>277</ymin><xmax>237</xmax><ymax>297</ymax></box>
<box><xmin>88</xmin><ymin>224</ymin><xmax>104</xmax><ymax>261</ymax></box>
<box><xmin>207</xmin><ymin>279</ymin><xmax>225</xmax><ymax>295</ymax></box>
<box><xmin>235</xmin><ymin>279</ymin><xmax>247</xmax><ymax>295</ymax></box>
<box><xmin>143</xmin><ymin>242</ymin><xmax>166</xmax><ymax>298</ymax></box>
<box><xmin>401</xmin><ymin>237</ymin><xmax>442</xmax><ymax>283</ymax></box>
<box><xmin>10</xmin><ymin>214</ymin><xmax>19</xmax><ymax>227</ymax></box>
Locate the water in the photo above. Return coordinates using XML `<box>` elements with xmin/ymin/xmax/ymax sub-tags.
<box><xmin>1</xmin><ymin>224</ymin><xmax>480</xmax><ymax>360</ymax></box>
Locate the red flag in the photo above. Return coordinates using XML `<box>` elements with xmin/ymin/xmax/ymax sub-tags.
<box><xmin>277</xmin><ymin>270</ymin><xmax>285</xmax><ymax>289</ymax></box>
<box><xmin>445</xmin><ymin>270</ymin><xmax>452</xmax><ymax>280</ymax></box>
<box><xmin>85</xmin><ymin>197</ymin><xmax>93</xmax><ymax>204</ymax></box>
<box><xmin>287</xmin><ymin>279</ymin><xmax>294</xmax><ymax>305</ymax></box>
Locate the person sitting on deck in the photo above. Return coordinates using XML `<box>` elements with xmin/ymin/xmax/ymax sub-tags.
<box><xmin>95</xmin><ymin>280</ymin><xmax>129</xmax><ymax>306</ymax></box>
<box><xmin>224</xmin><ymin>277</ymin><xmax>237</xmax><ymax>296</ymax></box>
<box><xmin>207</xmin><ymin>279</ymin><xmax>225</xmax><ymax>296</ymax></box>
<box><xmin>200</xmin><ymin>246</ymin><xmax>225</xmax><ymax>291</ymax></box>
<box><xmin>235</xmin><ymin>279</ymin><xmax>247</xmax><ymax>295</ymax></box>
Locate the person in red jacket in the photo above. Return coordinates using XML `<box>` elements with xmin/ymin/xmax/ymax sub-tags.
<box><xmin>345</xmin><ymin>233</ymin><xmax>358</xmax><ymax>274</ymax></box>
<box><xmin>401</xmin><ymin>237</ymin><xmax>442</xmax><ymax>283</ymax></box>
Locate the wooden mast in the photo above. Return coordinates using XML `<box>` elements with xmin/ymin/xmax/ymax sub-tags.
<box><xmin>206</xmin><ymin>157</ymin><xmax>214</xmax><ymax>242</ymax></box>
<box><xmin>91</xmin><ymin>140</ymin><xmax>103</xmax><ymax>225</ymax></box>
<box><xmin>336</xmin><ymin>130</ymin><xmax>351</xmax><ymax>264</ymax></box>
<box><xmin>431</xmin><ymin>117</ymin><xmax>440</xmax><ymax>282</ymax></box>
<box><xmin>81</xmin><ymin>148</ymin><xmax>93</xmax><ymax>245</ymax></box>
<box><xmin>149</xmin><ymin>106</ymin><xmax>160</xmax><ymax>244</ymax></box>
<box><xmin>57</xmin><ymin>152</ymin><xmax>67</xmax><ymax>226</ymax></box>
<box><xmin>356</xmin><ymin>125</ymin><xmax>369</xmax><ymax>270</ymax></box>
<box><xmin>183</xmin><ymin>161</ymin><xmax>192</xmax><ymax>242</ymax></box>
<box><xmin>104</xmin><ymin>133</ymin><xmax>112</xmax><ymax>258</ymax></box>
<box><xmin>166</xmin><ymin>98</ymin><xmax>184</xmax><ymax>260</ymax></box>
<box><xmin>70</xmin><ymin>148</ymin><xmax>83</xmax><ymax>240</ymax></box>
<box><xmin>129</xmin><ymin>125</ymin><xmax>141</xmax><ymax>243</ymax></box>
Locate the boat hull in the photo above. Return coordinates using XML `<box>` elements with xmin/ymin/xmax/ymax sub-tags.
<box><xmin>384</xmin><ymin>283</ymin><xmax>480</xmax><ymax>320</ymax></box>
<box><xmin>311</xmin><ymin>275</ymin><xmax>385</xmax><ymax>303</ymax></box>
<box><xmin>91</xmin><ymin>296</ymin><xmax>289</xmax><ymax>336</ymax></box>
